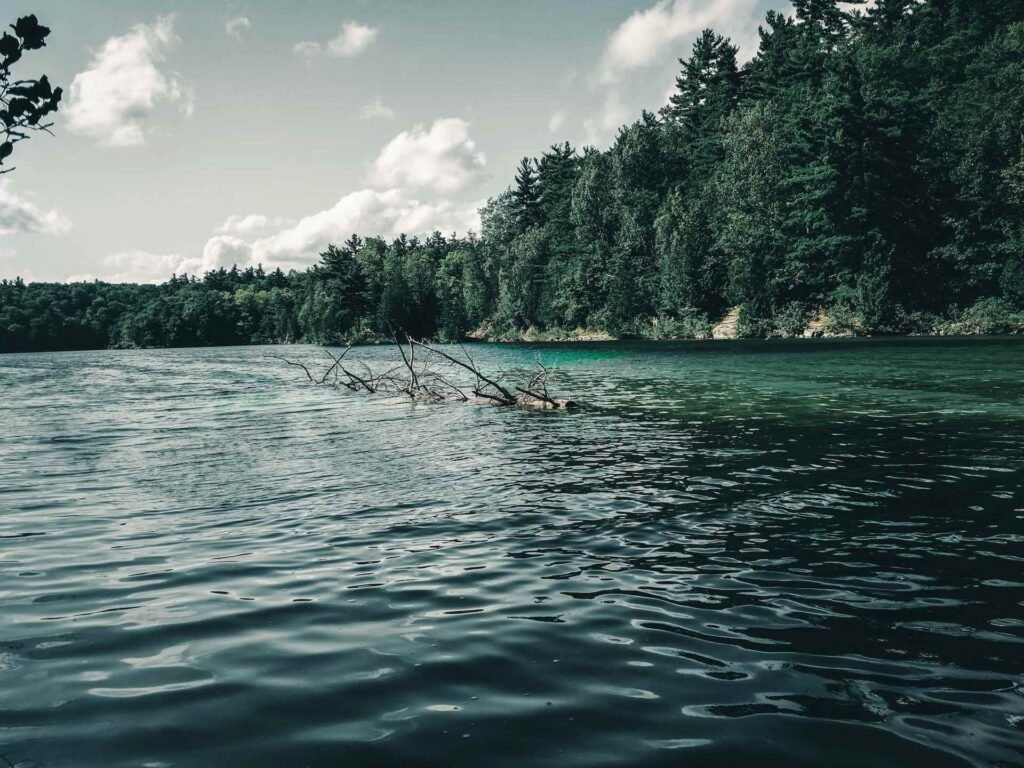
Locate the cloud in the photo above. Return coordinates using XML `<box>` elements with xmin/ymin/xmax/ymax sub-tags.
<box><xmin>218</xmin><ymin>213</ymin><xmax>292</xmax><ymax>235</ymax></box>
<box><xmin>97</xmin><ymin>185</ymin><xmax>483</xmax><ymax>281</ymax></box>
<box><xmin>360</xmin><ymin>96</ymin><xmax>396</xmax><ymax>120</ymax></box>
<box><xmin>79</xmin><ymin>241</ymin><xmax>254</xmax><ymax>282</ymax></box>
<box><xmin>583</xmin><ymin>91</ymin><xmax>630</xmax><ymax>146</ymax></box>
<box><xmin>548</xmin><ymin>110</ymin><xmax>567</xmax><ymax>134</ymax></box>
<box><xmin>294</xmin><ymin>20</ymin><xmax>379</xmax><ymax>62</ymax></box>
<box><xmin>219</xmin><ymin>214</ymin><xmax>268</xmax><ymax>233</ymax></box>
<box><xmin>66</xmin><ymin>15</ymin><xmax>193</xmax><ymax>147</ymax></box>
<box><xmin>198</xmin><ymin>118</ymin><xmax>486</xmax><ymax>271</ymax></box>
<box><xmin>84</xmin><ymin>250</ymin><xmax>186</xmax><ymax>283</ymax></box>
<box><xmin>226</xmin><ymin>16</ymin><xmax>251</xmax><ymax>40</ymax></box>
<box><xmin>328</xmin><ymin>21</ymin><xmax>379</xmax><ymax>58</ymax></box>
<box><xmin>293</xmin><ymin>41</ymin><xmax>322</xmax><ymax>63</ymax></box>
<box><xmin>0</xmin><ymin>181</ymin><xmax>72</xmax><ymax>236</ymax></box>
<box><xmin>200</xmin><ymin>235</ymin><xmax>254</xmax><ymax>270</ymax></box>
<box><xmin>94</xmin><ymin>117</ymin><xmax>486</xmax><ymax>280</ymax></box>
<box><xmin>370</xmin><ymin>118</ymin><xmax>486</xmax><ymax>194</ymax></box>
<box><xmin>583</xmin><ymin>0</ymin><xmax>766</xmax><ymax>148</ymax></box>
<box><xmin>599</xmin><ymin>0</ymin><xmax>761</xmax><ymax>83</ymax></box>
<box><xmin>203</xmin><ymin>189</ymin><xmax>481</xmax><ymax>272</ymax></box>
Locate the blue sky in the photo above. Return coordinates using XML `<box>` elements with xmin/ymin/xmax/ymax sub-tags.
<box><xmin>1</xmin><ymin>0</ymin><xmax>789</xmax><ymax>282</ymax></box>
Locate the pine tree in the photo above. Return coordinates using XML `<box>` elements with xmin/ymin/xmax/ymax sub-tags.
<box><xmin>663</xmin><ymin>29</ymin><xmax>741</xmax><ymax>187</ymax></box>
<box><xmin>537</xmin><ymin>142</ymin><xmax>580</xmax><ymax>327</ymax></box>
<box><xmin>665</xmin><ymin>29</ymin><xmax>741</xmax><ymax>132</ymax></box>
<box><xmin>744</xmin><ymin>11</ymin><xmax>801</xmax><ymax>102</ymax></box>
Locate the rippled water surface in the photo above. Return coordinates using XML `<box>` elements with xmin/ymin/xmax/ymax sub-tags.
<box><xmin>2</xmin><ymin>338</ymin><xmax>1024</xmax><ymax>767</ymax></box>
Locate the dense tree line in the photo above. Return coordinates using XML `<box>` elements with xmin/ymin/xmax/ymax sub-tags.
<box><xmin>4</xmin><ymin>0</ymin><xmax>1024</xmax><ymax>352</ymax></box>
<box><xmin>0</xmin><ymin>236</ymin><xmax>492</xmax><ymax>352</ymax></box>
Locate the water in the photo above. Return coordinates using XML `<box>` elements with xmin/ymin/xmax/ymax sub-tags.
<box><xmin>1</xmin><ymin>338</ymin><xmax>1023</xmax><ymax>768</ymax></box>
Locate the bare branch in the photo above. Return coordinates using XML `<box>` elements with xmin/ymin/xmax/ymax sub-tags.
<box><xmin>318</xmin><ymin>347</ymin><xmax>352</xmax><ymax>384</ymax></box>
<box><xmin>267</xmin><ymin>354</ymin><xmax>314</xmax><ymax>383</ymax></box>
<box><xmin>409</xmin><ymin>339</ymin><xmax>516</xmax><ymax>402</ymax></box>
<box><xmin>270</xmin><ymin>337</ymin><xmax>573</xmax><ymax>410</ymax></box>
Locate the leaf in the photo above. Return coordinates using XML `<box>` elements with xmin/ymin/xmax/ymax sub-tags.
<box><xmin>7</xmin><ymin>98</ymin><xmax>31</xmax><ymax>119</ymax></box>
<box><xmin>12</xmin><ymin>15</ymin><xmax>50</xmax><ymax>50</ymax></box>
<box><xmin>0</xmin><ymin>142</ymin><xmax>12</xmax><ymax>161</ymax></box>
<box><xmin>0</xmin><ymin>32</ymin><xmax>20</xmax><ymax>60</ymax></box>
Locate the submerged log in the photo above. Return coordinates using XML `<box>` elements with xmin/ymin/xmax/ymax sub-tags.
<box><xmin>270</xmin><ymin>337</ymin><xmax>575</xmax><ymax>410</ymax></box>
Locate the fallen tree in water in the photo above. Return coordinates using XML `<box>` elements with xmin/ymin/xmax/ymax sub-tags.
<box><xmin>270</xmin><ymin>338</ymin><xmax>575</xmax><ymax>410</ymax></box>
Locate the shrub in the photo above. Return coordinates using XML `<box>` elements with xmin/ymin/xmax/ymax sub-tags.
<box><xmin>937</xmin><ymin>298</ymin><xmax>1024</xmax><ymax>335</ymax></box>
<box><xmin>736</xmin><ymin>304</ymin><xmax>774</xmax><ymax>338</ymax></box>
<box><xmin>772</xmin><ymin>301</ymin><xmax>808</xmax><ymax>338</ymax></box>
<box><xmin>643</xmin><ymin>310</ymin><xmax>713</xmax><ymax>340</ymax></box>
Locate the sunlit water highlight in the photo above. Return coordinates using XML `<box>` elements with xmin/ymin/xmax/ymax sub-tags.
<box><xmin>1</xmin><ymin>338</ymin><xmax>1023</xmax><ymax>767</ymax></box>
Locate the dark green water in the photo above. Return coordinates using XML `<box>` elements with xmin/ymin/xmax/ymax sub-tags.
<box><xmin>1</xmin><ymin>338</ymin><xmax>1023</xmax><ymax>767</ymax></box>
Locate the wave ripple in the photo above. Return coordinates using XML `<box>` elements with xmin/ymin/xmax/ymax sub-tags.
<box><xmin>1</xmin><ymin>339</ymin><xmax>1023</xmax><ymax>767</ymax></box>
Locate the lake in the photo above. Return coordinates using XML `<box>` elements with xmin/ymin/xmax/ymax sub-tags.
<box><xmin>1</xmin><ymin>338</ymin><xmax>1023</xmax><ymax>767</ymax></box>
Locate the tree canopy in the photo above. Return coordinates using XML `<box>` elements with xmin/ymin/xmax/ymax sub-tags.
<box><xmin>4</xmin><ymin>1</ymin><xmax>1024</xmax><ymax>352</ymax></box>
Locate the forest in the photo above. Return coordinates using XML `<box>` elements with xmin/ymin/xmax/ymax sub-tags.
<box><xmin>3</xmin><ymin>0</ymin><xmax>1024</xmax><ymax>353</ymax></box>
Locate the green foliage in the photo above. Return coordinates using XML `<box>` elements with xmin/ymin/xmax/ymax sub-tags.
<box><xmin>512</xmin><ymin>157</ymin><xmax>542</xmax><ymax>231</ymax></box>
<box><xmin>492</xmin><ymin>227</ymin><xmax>547</xmax><ymax>334</ymax></box>
<box><xmin>773</xmin><ymin>302</ymin><xmax>810</xmax><ymax>338</ymax></box>
<box><xmin>642</xmin><ymin>311</ymin><xmax>714</xmax><ymax>340</ymax></box>
<box><xmin>822</xmin><ymin>286</ymin><xmax>862</xmax><ymax>336</ymax></box>
<box><xmin>1</xmin><ymin>14</ymin><xmax>62</xmax><ymax>173</ymax></box>
<box><xmin>5</xmin><ymin>1</ymin><xmax>1024</xmax><ymax>352</ymax></box>
<box><xmin>937</xmin><ymin>298</ymin><xmax>1024</xmax><ymax>336</ymax></box>
<box><xmin>736</xmin><ymin>305</ymin><xmax>776</xmax><ymax>339</ymax></box>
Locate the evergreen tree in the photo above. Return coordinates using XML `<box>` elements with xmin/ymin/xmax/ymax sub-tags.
<box><xmin>511</xmin><ymin>156</ymin><xmax>542</xmax><ymax>231</ymax></box>
<box><xmin>664</xmin><ymin>29</ymin><xmax>741</xmax><ymax>188</ymax></box>
<box><xmin>537</xmin><ymin>142</ymin><xmax>580</xmax><ymax>327</ymax></box>
<box><xmin>7</xmin><ymin>0</ymin><xmax>1024</xmax><ymax>351</ymax></box>
<box><xmin>665</xmin><ymin>29</ymin><xmax>741</xmax><ymax>136</ymax></box>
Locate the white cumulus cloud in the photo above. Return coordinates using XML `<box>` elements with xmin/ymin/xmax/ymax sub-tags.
<box><xmin>66</xmin><ymin>15</ymin><xmax>193</xmax><ymax>147</ymax></box>
<box><xmin>102</xmin><ymin>118</ymin><xmax>486</xmax><ymax>279</ymax></box>
<box><xmin>599</xmin><ymin>0</ymin><xmax>761</xmax><ymax>83</ymax></box>
<box><xmin>200</xmin><ymin>235</ymin><xmax>254</xmax><ymax>271</ymax></box>
<box><xmin>226</xmin><ymin>16</ymin><xmax>251</xmax><ymax>40</ymax></box>
<box><xmin>328</xmin><ymin>21</ymin><xmax>379</xmax><ymax>58</ymax></box>
<box><xmin>294</xmin><ymin>20</ymin><xmax>379</xmax><ymax>62</ymax></box>
<box><xmin>88</xmin><ymin>250</ymin><xmax>187</xmax><ymax>283</ymax></box>
<box><xmin>370</xmin><ymin>118</ymin><xmax>486</xmax><ymax>194</ymax></box>
<box><xmin>204</xmin><ymin>189</ymin><xmax>481</xmax><ymax>272</ymax></box>
<box><xmin>0</xmin><ymin>181</ymin><xmax>72</xmax><ymax>236</ymax></box>
<box><xmin>219</xmin><ymin>214</ymin><xmax>268</xmax><ymax>234</ymax></box>
<box><xmin>82</xmin><ymin>243</ymin><xmax>252</xmax><ymax>283</ymax></box>
<box><xmin>217</xmin><ymin>214</ymin><xmax>293</xmax><ymax>235</ymax></box>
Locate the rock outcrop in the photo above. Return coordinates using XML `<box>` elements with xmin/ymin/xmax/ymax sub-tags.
<box><xmin>712</xmin><ymin>307</ymin><xmax>740</xmax><ymax>340</ymax></box>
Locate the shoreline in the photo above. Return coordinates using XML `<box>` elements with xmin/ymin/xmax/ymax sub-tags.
<box><xmin>4</xmin><ymin>331</ymin><xmax>1024</xmax><ymax>356</ymax></box>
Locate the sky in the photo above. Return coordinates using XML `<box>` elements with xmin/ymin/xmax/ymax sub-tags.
<box><xmin>1</xmin><ymin>0</ymin><xmax>790</xmax><ymax>283</ymax></box>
